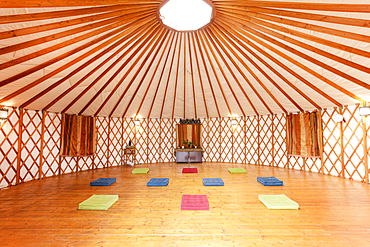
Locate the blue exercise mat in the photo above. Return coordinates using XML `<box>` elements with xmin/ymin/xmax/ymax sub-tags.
<box><xmin>202</xmin><ymin>177</ymin><xmax>224</xmax><ymax>186</ymax></box>
<box><xmin>257</xmin><ymin>177</ymin><xmax>283</xmax><ymax>186</ymax></box>
<box><xmin>90</xmin><ymin>178</ymin><xmax>116</xmax><ymax>186</ymax></box>
<box><xmin>147</xmin><ymin>178</ymin><xmax>169</xmax><ymax>187</ymax></box>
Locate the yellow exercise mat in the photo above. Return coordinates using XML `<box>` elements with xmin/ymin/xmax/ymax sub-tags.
<box><xmin>78</xmin><ymin>195</ymin><xmax>118</xmax><ymax>210</ymax></box>
<box><xmin>259</xmin><ymin>194</ymin><xmax>299</xmax><ymax>209</ymax></box>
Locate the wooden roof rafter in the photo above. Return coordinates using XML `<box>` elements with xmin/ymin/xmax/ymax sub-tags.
<box><xmin>17</xmin><ymin>18</ymin><xmax>156</xmax><ymax>109</ymax></box>
<box><xmin>198</xmin><ymin>29</ymin><xmax>238</xmax><ymax>117</ymax></box>
<box><xmin>0</xmin><ymin>4</ymin><xmax>155</xmax><ymax>24</ymax></box>
<box><xmin>213</xmin><ymin>1</ymin><xmax>370</xmax><ymax>13</ymax></box>
<box><xmin>82</xmin><ymin>26</ymin><xmax>167</xmax><ymax>116</ymax></box>
<box><xmin>0</xmin><ymin>0</ymin><xmax>369</xmax><ymax>118</ymax></box>
<box><xmin>215</xmin><ymin>19</ymin><xmax>347</xmax><ymax>107</ymax></box>
<box><xmin>204</xmin><ymin>26</ymin><xmax>261</xmax><ymax>116</ymax></box>
<box><xmin>201</xmin><ymin>28</ymin><xmax>246</xmax><ymax>116</ymax></box>
<box><xmin>209</xmin><ymin>24</ymin><xmax>321</xmax><ymax>110</ymax></box>
<box><xmin>183</xmin><ymin>33</ymin><xmax>187</xmax><ymax>119</ymax></box>
<box><xmin>0</xmin><ymin>10</ymin><xmax>153</xmax><ymax>57</ymax></box>
<box><xmin>147</xmin><ymin>31</ymin><xmax>177</xmax><ymax>118</ymax></box>
<box><xmin>0</xmin><ymin>6</ymin><xmax>158</xmax><ymax>41</ymax></box>
<box><xmin>190</xmin><ymin>32</ymin><xmax>209</xmax><ymax>119</ymax></box>
<box><xmin>187</xmin><ymin>32</ymin><xmax>197</xmax><ymax>119</ymax></box>
<box><xmin>61</xmin><ymin>24</ymin><xmax>162</xmax><ymax>114</ymax></box>
<box><xmin>223</xmin><ymin>13</ymin><xmax>370</xmax><ymax>80</ymax></box>
<box><xmin>218</xmin><ymin>10</ymin><xmax>370</xmax><ymax>60</ymax></box>
<box><xmin>0</xmin><ymin>9</ymin><xmax>156</xmax><ymax>74</ymax></box>
<box><xmin>42</xmin><ymin>20</ymin><xmax>157</xmax><ymax>112</ymax></box>
<box><xmin>216</xmin><ymin>7</ymin><xmax>370</xmax><ymax>44</ymax></box>
<box><xmin>0</xmin><ymin>0</ymin><xmax>162</xmax><ymax>8</ymax></box>
<box><xmin>206</xmin><ymin>20</ymin><xmax>287</xmax><ymax>114</ymax></box>
<box><xmin>106</xmin><ymin>27</ymin><xmax>168</xmax><ymax>117</ymax></box>
<box><xmin>194</xmin><ymin>31</ymin><xmax>222</xmax><ymax>118</ymax></box>
<box><xmin>134</xmin><ymin>31</ymin><xmax>175</xmax><ymax>119</ymax></box>
<box><xmin>171</xmin><ymin>32</ymin><xmax>183</xmax><ymax>119</ymax></box>
<box><xmin>207</xmin><ymin>25</ymin><xmax>301</xmax><ymax>113</ymax></box>
<box><xmin>159</xmin><ymin>32</ymin><xmax>180</xmax><ymax>119</ymax></box>
<box><xmin>217</xmin><ymin>17</ymin><xmax>367</xmax><ymax>103</ymax></box>
<box><xmin>118</xmin><ymin>30</ymin><xmax>172</xmax><ymax>118</ymax></box>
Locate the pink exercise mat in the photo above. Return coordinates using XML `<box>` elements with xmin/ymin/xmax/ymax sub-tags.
<box><xmin>181</xmin><ymin>195</ymin><xmax>209</xmax><ymax>210</ymax></box>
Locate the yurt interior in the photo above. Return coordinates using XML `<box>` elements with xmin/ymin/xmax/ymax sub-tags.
<box><xmin>1</xmin><ymin>0</ymin><xmax>370</xmax><ymax>245</ymax></box>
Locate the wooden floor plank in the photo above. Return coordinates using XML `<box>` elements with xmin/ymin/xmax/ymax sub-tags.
<box><xmin>0</xmin><ymin>162</ymin><xmax>370</xmax><ymax>246</ymax></box>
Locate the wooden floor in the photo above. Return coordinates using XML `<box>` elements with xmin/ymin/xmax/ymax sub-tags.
<box><xmin>1</xmin><ymin>162</ymin><xmax>370</xmax><ymax>246</ymax></box>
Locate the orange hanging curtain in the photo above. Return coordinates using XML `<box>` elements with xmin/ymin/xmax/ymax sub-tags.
<box><xmin>60</xmin><ymin>114</ymin><xmax>97</xmax><ymax>156</ymax></box>
<box><xmin>177</xmin><ymin>124</ymin><xmax>202</xmax><ymax>148</ymax></box>
<box><xmin>286</xmin><ymin>112</ymin><xmax>322</xmax><ymax>158</ymax></box>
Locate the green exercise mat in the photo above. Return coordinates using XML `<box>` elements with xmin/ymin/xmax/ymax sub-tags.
<box><xmin>78</xmin><ymin>195</ymin><xmax>118</xmax><ymax>210</ymax></box>
<box><xmin>132</xmin><ymin>168</ymin><xmax>149</xmax><ymax>174</ymax></box>
<box><xmin>258</xmin><ymin>194</ymin><xmax>299</xmax><ymax>209</ymax></box>
<box><xmin>228</xmin><ymin>168</ymin><xmax>246</xmax><ymax>174</ymax></box>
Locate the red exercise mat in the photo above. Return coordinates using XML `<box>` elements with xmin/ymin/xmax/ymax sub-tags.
<box><xmin>181</xmin><ymin>195</ymin><xmax>209</xmax><ymax>210</ymax></box>
<box><xmin>182</xmin><ymin>168</ymin><xmax>198</xmax><ymax>173</ymax></box>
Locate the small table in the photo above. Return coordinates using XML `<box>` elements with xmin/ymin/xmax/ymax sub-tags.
<box><xmin>123</xmin><ymin>148</ymin><xmax>136</xmax><ymax>166</ymax></box>
<box><xmin>175</xmin><ymin>148</ymin><xmax>203</xmax><ymax>163</ymax></box>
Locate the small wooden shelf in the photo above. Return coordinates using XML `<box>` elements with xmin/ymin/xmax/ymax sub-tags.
<box><xmin>123</xmin><ymin>147</ymin><xmax>136</xmax><ymax>166</ymax></box>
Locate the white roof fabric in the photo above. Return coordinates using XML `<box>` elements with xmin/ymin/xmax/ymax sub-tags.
<box><xmin>0</xmin><ymin>0</ymin><xmax>369</xmax><ymax>118</ymax></box>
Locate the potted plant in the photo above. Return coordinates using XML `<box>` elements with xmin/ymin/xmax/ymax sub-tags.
<box><xmin>182</xmin><ymin>139</ymin><xmax>196</xmax><ymax>148</ymax></box>
<box><xmin>182</xmin><ymin>139</ymin><xmax>189</xmax><ymax>148</ymax></box>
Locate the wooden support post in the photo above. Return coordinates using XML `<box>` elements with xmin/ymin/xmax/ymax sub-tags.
<box><xmin>159</xmin><ymin>119</ymin><xmax>162</xmax><ymax>163</ymax></box>
<box><xmin>363</xmin><ymin>113</ymin><xmax>368</xmax><ymax>184</ymax></box>
<box><xmin>58</xmin><ymin>155</ymin><xmax>61</xmax><ymax>176</ymax></box>
<box><xmin>92</xmin><ymin>154</ymin><xmax>95</xmax><ymax>170</ymax></box>
<box><xmin>231</xmin><ymin>117</ymin><xmax>234</xmax><ymax>163</ymax></box>
<box><xmin>134</xmin><ymin>118</ymin><xmax>137</xmax><ymax>163</ymax></box>
<box><xmin>243</xmin><ymin>116</ymin><xmax>247</xmax><ymax>165</ymax></box>
<box><xmin>39</xmin><ymin>110</ymin><xmax>46</xmax><ymax>180</ymax></box>
<box><xmin>16</xmin><ymin>107</ymin><xmax>24</xmax><ymax>185</ymax></box>
<box><xmin>121</xmin><ymin>117</ymin><xmax>124</xmax><ymax>167</ymax></box>
<box><xmin>286</xmin><ymin>113</ymin><xmax>290</xmax><ymax>169</ymax></box>
<box><xmin>207</xmin><ymin>118</ymin><xmax>210</xmax><ymax>162</ymax></box>
<box><xmin>107</xmin><ymin>117</ymin><xmax>111</xmax><ymax>168</ymax></box>
<box><xmin>58</xmin><ymin>112</ymin><xmax>62</xmax><ymax>175</ymax></box>
<box><xmin>219</xmin><ymin>118</ymin><xmax>221</xmax><ymax>163</ymax></box>
<box><xmin>76</xmin><ymin>157</ymin><xmax>79</xmax><ymax>172</ymax></box>
<box><xmin>272</xmin><ymin>114</ymin><xmax>275</xmax><ymax>167</ymax></box>
<box><xmin>339</xmin><ymin>106</ymin><xmax>345</xmax><ymax>178</ymax></box>
<box><xmin>171</xmin><ymin>118</ymin><xmax>174</xmax><ymax>163</ymax></box>
<box><xmin>257</xmin><ymin>115</ymin><xmax>261</xmax><ymax>165</ymax></box>
<box><xmin>146</xmin><ymin>119</ymin><xmax>149</xmax><ymax>164</ymax></box>
<box><xmin>318</xmin><ymin>109</ymin><xmax>325</xmax><ymax>174</ymax></box>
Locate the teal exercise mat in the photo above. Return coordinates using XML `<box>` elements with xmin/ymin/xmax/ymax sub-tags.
<box><xmin>258</xmin><ymin>194</ymin><xmax>299</xmax><ymax>209</ymax></box>
<box><xmin>90</xmin><ymin>178</ymin><xmax>116</xmax><ymax>186</ymax></box>
<box><xmin>228</xmin><ymin>168</ymin><xmax>246</xmax><ymax>174</ymax></box>
<box><xmin>78</xmin><ymin>195</ymin><xmax>118</xmax><ymax>210</ymax></box>
<box><xmin>202</xmin><ymin>178</ymin><xmax>224</xmax><ymax>186</ymax></box>
<box><xmin>132</xmin><ymin>168</ymin><xmax>149</xmax><ymax>174</ymax></box>
<box><xmin>147</xmin><ymin>178</ymin><xmax>169</xmax><ymax>186</ymax></box>
<box><xmin>257</xmin><ymin>177</ymin><xmax>283</xmax><ymax>186</ymax></box>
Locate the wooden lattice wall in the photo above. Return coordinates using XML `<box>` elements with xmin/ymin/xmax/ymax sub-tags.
<box><xmin>0</xmin><ymin>107</ymin><xmax>369</xmax><ymax>188</ymax></box>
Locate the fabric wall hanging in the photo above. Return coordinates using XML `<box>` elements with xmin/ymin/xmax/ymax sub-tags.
<box><xmin>177</xmin><ymin>123</ymin><xmax>202</xmax><ymax>147</ymax></box>
<box><xmin>60</xmin><ymin>114</ymin><xmax>97</xmax><ymax>156</ymax></box>
<box><xmin>286</xmin><ymin>112</ymin><xmax>322</xmax><ymax>158</ymax></box>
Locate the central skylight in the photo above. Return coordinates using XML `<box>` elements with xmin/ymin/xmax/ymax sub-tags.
<box><xmin>159</xmin><ymin>0</ymin><xmax>213</xmax><ymax>31</ymax></box>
